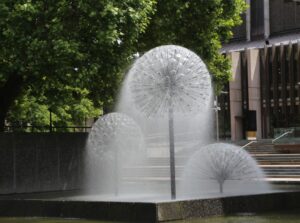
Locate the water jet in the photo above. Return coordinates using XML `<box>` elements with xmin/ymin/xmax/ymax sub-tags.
<box><xmin>128</xmin><ymin>45</ymin><xmax>211</xmax><ymax>199</ymax></box>
<box><xmin>85</xmin><ymin>112</ymin><xmax>145</xmax><ymax>195</ymax></box>
<box><xmin>180</xmin><ymin>143</ymin><xmax>270</xmax><ymax>197</ymax></box>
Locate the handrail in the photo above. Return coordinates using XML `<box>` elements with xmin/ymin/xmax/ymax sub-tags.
<box><xmin>272</xmin><ymin>130</ymin><xmax>294</xmax><ymax>143</ymax></box>
<box><xmin>241</xmin><ymin>140</ymin><xmax>257</xmax><ymax>149</ymax></box>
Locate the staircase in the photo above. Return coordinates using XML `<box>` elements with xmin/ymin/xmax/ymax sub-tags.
<box><xmin>244</xmin><ymin>141</ymin><xmax>300</xmax><ymax>183</ymax></box>
<box><xmin>121</xmin><ymin>140</ymin><xmax>300</xmax><ymax>192</ymax></box>
<box><xmin>121</xmin><ymin>156</ymin><xmax>186</xmax><ymax>194</ymax></box>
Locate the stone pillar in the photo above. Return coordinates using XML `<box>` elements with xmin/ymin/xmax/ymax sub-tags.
<box><xmin>247</xmin><ymin>49</ymin><xmax>262</xmax><ymax>139</ymax></box>
<box><xmin>229</xmin><ymin>52</ymin><xmax>243</xmax><ymax>141</ymax></box>
<box><xmin>246</xmin><ymin>0</ymin><xmax>251</xmax><ymax>41</ymax></box>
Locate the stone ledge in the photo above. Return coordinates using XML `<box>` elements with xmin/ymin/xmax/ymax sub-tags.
<box><xmin>1</xmin><ymin>191</ymin><xmax>300</xmax><ymax>222</ymax></box>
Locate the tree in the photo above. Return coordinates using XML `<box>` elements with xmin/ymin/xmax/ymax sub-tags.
<box><xmin>6</xmin><ymin>88</ymin><xmax>100</xmax><ymax>132</ymax></box>
<box><xmin>0</xmin><ymin>0</ymin><xmax>156</xmax><ymax>131</ymax></box>
<box><xmin>138</xmin><ymin>0</ymin><xmax>247</xmax><ymax>92</ymax></box>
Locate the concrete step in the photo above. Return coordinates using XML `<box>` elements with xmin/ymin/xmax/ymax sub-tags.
<box><xmin>245</xmin><ymin>145</ymin><xmax>277</xmax><ymax>154</ymax></box>
<box><xmin>264</xmin><ymin>171</ymin><xmax>300</xmax><ymax>174</ymax></box>
<box><xmin>265</xmin><ymin>175</ymin><xmax>300</xmax><ymax>178</ymax></box>
<box><xmin>119</xmin><ymin>142</ymin><xmax>300</xmax><ymax>185</ymax></box>
<box><xmin>253</xmin><ymin>154</ymin><xmax>300</xmax><ymax>166</ymax></box>
<box><xmin>260</xmin><ymin>163</ymin><xmax>300</xmax><ymax>178</ymax></box>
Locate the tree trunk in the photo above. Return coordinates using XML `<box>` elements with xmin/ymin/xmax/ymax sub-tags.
<box><xmin>0</xmin><ymin>112</ymin><xmax>6</xmax><ymax>132</ymax></box>
<box><xmin>0</xmin><ymin>74</ymin><xmax>23</xmax><ymax>132</ymax></box>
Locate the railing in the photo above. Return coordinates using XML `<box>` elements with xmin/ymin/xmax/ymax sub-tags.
<box><xmin>272</xmin><ymin>130</ymin><xmax>294</xmax><ymax>143</ymax></box>
<box><xmin>241</xmin><ymin>140</ymin><xmax>257</xmax><ymax>149</ymax></box>
<box><xmin>241</xmin><ymin>130</ymin><xmax>295</xmax><ymax>148</ymax></box>
<box><xmin>4</xmin><ymin>125</ymin><xmax>92</xmax><ymax>133</ymax></box>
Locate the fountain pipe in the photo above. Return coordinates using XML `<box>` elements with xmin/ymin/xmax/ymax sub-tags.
<box><xmin>114</xmin><ymin>146</ymin><xmax>119</xmax><ymax>196</ymax></box>
<box><xmin>168</xmin><ymin>106</ymin><xmax>176</xmax><ymax>200</ymax></box>
<box><xmin>219</xmin><ymin>182</ymin><xmax>223</xmax><ymax>194</ymax></box>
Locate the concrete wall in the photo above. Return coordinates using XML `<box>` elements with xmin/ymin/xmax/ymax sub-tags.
<box><xmin>0</xmin><ymin>133</ymin><xmax>88</xmax><ymax>194</ymax></box>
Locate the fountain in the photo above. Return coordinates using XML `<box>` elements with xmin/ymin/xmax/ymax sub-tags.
<box><xmin>85</xmin><ymin>45</ymin><xmax>270</xmax><ymax>201</ymax></box>
<box><xmin>85</xmin><ymin>112</ymin><xmax>145</xmax><ymax>195</ymax></box>
<box><xmin>2</xmin><ymin>45</ymin><xmax>299</xmax><ymax>222</ymax></box>
<box><xmin>180</xmin><ymin>143</ymin><xmax>270</xmax><ymax>197</ymax></box>
<box><xmin>125</xmin><ymin>45</ymin><xmax>212</xmax><ymax>199</ymax></box>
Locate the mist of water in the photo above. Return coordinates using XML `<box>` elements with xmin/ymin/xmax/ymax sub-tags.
<box><xmin>114</xmin><ymin>45</ymin><xmax>213</xmax><ymax>197</ymax></box>
<box><xmin>85</xmin><ymin>112</ymin><xmax>146</xmax><ymax>195</ymax></box>
<box><xmin>113</xmin><ymin>73</ymin><xmax>213</xmax><ymax>197</ymax></box>
<box><xmin>84</xmin><ymin>45</ymin><xmax>270</xmax><ymax>201</ymax></box>
<box><xmin>179</xmin><ymin>143</ymin><xmax>271</xmax><ymax>198</ymax></box>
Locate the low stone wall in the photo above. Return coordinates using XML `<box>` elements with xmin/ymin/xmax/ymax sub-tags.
<box><xmin>0</xmin><ymin>133</ymin><xmax>88</xmax><ymax>194</ymax></box>
<box><xmin>0</xmin><ymin>191</ymin><xmax>300</xmax><ymax>222</ymax></box>
<box><xmin>157</xmin><ymin>191</ymin><xmax>300</xmax><ymax>221</ymax></box>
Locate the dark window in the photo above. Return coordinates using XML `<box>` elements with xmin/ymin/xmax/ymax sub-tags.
<box><xmin>247</xmin><ymin>110</ymin><xmax>257</xmax><ymax>131</ymax></box>
<box><xmin>285</xmin><ymin>46</ymin><xmax>290</xmax><ymax>84</ymax></box>
<box><xmin>277</xmin><ymin>66</ymin><xmax>282</xmax><ymax>84</ymax></box>
<box><xmin>250</xmin><ymin>0</ymin><xmax>265</xmax><ymax>40</ymax></box>
<box><xmin>269</xmin><ymin>57</ymin><xmax>273</xmax><ymax>84</ymax></box>
<box><xmin>270</xmin><ymin>0</ymin><xmax>300</xmax><ymax>35</ymax></box>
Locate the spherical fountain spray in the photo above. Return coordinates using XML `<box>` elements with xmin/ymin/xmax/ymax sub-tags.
<box><xmin>86</xmin><ymin>112</ymin><xmax>144</xmax><ymax>195</ymax></box>
<box><xmin>128</xmin><ymin>45</ymin><xmax>211</xmax><ymax>199</ymax></box>
<box><xmin>181</xmin><ymin>143</ymin><xmax>270</xmax><ymax>197</ymax></box>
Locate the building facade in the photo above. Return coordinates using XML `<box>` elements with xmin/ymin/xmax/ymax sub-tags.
<box><xmin>221</xmin><ymin>0</ymin><xmax>300</xmax><ymax>140</ymax></box>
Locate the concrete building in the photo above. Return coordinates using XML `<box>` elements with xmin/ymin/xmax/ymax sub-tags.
<box><xmin>220</xmin><ymin>0</ymin><xmax>300</xmax><ymax>141</ymax></box>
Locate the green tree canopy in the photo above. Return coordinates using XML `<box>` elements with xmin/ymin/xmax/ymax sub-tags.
<box><xmin>138</xmin><ymin>0</ymin><xmax>247</xmax><ymax>91</ymax></box>
<box><xmin>1</xmin><ymin>0</ymin><xmax>246</xmax><ymax>132</ymax></box>
<box><xmin>0</xmin><ymin>0</ymin><xmax>156</xmax><ymax>131</ymax></box>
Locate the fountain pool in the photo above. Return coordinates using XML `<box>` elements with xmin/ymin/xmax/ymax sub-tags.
<box><xmin>2</xmin><ymin>208</ymin><xmax>300</xmax><ymax>223</ymax></box>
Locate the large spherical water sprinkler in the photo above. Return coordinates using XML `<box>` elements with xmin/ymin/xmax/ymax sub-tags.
<box><xmin>87</xmin><ymin>112</ymin><xmax>144</xmax><ymax>195</ymax></box>
<box><xmin>181</xmin><ymin>143</ymin><xmax>269</xmax><ymax>197</ymax></box>
<box><xmin>129</xmin><ymin>45</ymin><xmax>211</xmax><ymax>199</ymax></box>
<box><xmin>88</xmin><ymin>112</ymin><xmax>144</xmax><ymax>159</ymax></box>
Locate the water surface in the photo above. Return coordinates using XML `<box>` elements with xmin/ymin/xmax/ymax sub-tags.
<box><xmin>1</xmin><ymin>210</ymin><xmax>300</xmax><ymax>223</ymax></box>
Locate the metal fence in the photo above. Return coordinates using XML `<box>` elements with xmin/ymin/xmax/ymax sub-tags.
<box><xmin>4</xmin><ymin>125</ymin><xmax>92</xmax><ymax>133</ymax></box>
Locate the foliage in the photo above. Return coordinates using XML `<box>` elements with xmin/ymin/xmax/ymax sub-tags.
<box><xmin>138</xmin><ymin>0</ymin><xmax>247</xmax><ymax>92</ymax></box>
<box><xmin>0</xmin><ymin>0</ymin><xmax>246</xmax><ymax>130</ymax></box>
<box><xmin>0</xmin><ymin>0</ymin><xmax>156</xmax><ymax>130</ymax></box>
<box><xmin>6</xmin><ymin>88</ymin><xmax>100</xmax><ymax>131</ymax></box>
